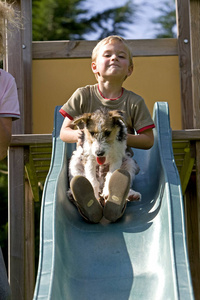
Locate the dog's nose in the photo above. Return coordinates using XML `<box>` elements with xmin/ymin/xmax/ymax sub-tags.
<box><xmin>96</xmin><ymin>150</ymin><xmax>105</xmax><ymax>157</ymax></box>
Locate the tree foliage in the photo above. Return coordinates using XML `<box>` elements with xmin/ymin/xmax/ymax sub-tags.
<box><xmin>152</xmin><ymin>0</ymin><xmax>176</xmax><ymax>38</ymax></box>
<box><xmin>32</xmin><ymin>0</ymin><xmax>136</xmax><ymax>41</ymax></box>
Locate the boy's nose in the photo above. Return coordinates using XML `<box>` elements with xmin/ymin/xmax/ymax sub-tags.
<box><xmin>111</xmin><ymin>54</ymin><xmax>118</xmax><ymax>60</ymax></box>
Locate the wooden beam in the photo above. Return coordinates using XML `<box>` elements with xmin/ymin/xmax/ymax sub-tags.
<box><xmin>8</xmin><ymin>130</ymin><xmax>200</xmax><ymax>146</ymax></box>
<box><xmin>190</xmin><ymin>0</ymin><xmax>200</xmax><ymax>264</ymax></box>
<box><xmin>32</xmin><ymin>38</ymin><xmax>178</xmax><ymax>59</ymax></box>
<box><xmin>24</xmin><ymin>180</ymin><xmax>35</xmax><ymax>300</ymax></box>
<box><xmin>172</xmin><ymin>129</ymin><xmax>200</xmax><ymax>140</ymax></box>
<box><xmin>190</xmin><ymin>0</ymin><xmax>200</xmax><ymax>129</ymax></box>
<box><xmin>5</xmin><ymin>0</ymin><xmax>24</xmax><ymax>134</ymax></box>
<box><xmin>10</xmin><ymin>134</ymin><xmax>52</xmax><ymax>145</ymax></box>
<box><xmin>179</xmin><ymin>142</ymin><xmax>195</xmax><ymax>194</ymax></box>
<box><xmin>21</xmin><ymin>0</ymin><xmax>32</xmax><ymax>133</ymax></box>
<box><xmin>176</xmin><ymin>0</ymin><xmax>194</xmax><ymax>129</ymax></box>
<box><xmin>196</xmin><ymin>141</ymin><xmax>200</xmax><ymax>262</ymax></box>
<box><xmin>184</xmin><ymin>174</ymin><xmax>200</xmax><ymax>300</ymax></box>
<box><xmin>8</xmin><ymin>147</ymin><xmax>25</xmax><ymax>300</ymax></box>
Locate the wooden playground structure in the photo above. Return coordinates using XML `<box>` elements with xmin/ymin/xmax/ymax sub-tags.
<box><xmin>4</xmin><ymin>0</ymin><xmax>200</xmax><ymax>299</ymax></box>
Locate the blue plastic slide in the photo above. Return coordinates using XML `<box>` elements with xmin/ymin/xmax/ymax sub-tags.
<box><xmin>33</xmin><ymin>102</ymin><xmax>194</xmax><ymax>300</ymax></box>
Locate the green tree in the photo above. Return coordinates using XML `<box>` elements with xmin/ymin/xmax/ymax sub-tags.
<box><xmin>152</xmin><ymin>0</ymin><xmax>176</xmax><ymax>38</ymax></box>
<box><xmin>32</xmin><ymin>0</ymin><xmax>136</xmax><ymax>41</ymax></box>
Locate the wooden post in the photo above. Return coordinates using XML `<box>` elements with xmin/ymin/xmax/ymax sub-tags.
<box><xmin>8</xmin><ymin>147</ymin><xmax>25</xmax><ymax>300</ymax></box>
<box><xmin>190</xmin><ymin>0</ymin><xmax>200</xmax><ymax>261</ymax></box>
<box><xmin>6</xmin><ymin>0</ymin><xmax>34</xmax><ymax>299</ymax></box>
<box><xmin>24</xmin><ymin>179</ymin><xmax>35</xmax><ymax>300</ymax></box>
<box><xmin>5</xmin><ymin>0</ymin><xmax>24</xmax><ymax>134</ymax></box>
<box><xmin>190</xmin><ymin>0</ymin><xmax>200</xmax><ymax>130</ymax></box>
<box><xmin>6</xmin><ymin>1</ymin><xmax>25</xmax><ymax>299</ymax></box>
<box><xmin>21</xmin><ymin>0</ymin><xmax>32</xmax><ymax>134</ymax></box>
<box><xmin>176</xmin><ymin>0</ymin><xmax>193</xmax><ymax>129</ymax></box>
<box><xmin>184</xmin><ymin>174</ymin><xmax>200</xmax><ymax>300</ymax></box>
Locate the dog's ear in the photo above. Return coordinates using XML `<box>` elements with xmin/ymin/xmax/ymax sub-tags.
<box><xmin>109</xmin><ymin>110</ymin><xmax>125</xmax><ymax>123</ymax></box>
<box><xmin>73</xmin><ymin>113</ymin><xmax>92</xmax><ymax>127</ymax></box>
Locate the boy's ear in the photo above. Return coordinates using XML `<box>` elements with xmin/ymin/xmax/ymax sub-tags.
<box><xmin>127</xmin><ymin>65</ymin><xmax>133</xmax><ymax>77</ymax></box>
<box><xmin>91</xmin><ymin>62</ymin><xmax>98</xmax><ymax>74</ymax></box>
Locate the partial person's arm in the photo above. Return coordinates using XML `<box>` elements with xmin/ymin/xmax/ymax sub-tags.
<box><xmin>0</xmin><ymin>117</ymin><xmax>12</xmax><ymax>160</ymax></box>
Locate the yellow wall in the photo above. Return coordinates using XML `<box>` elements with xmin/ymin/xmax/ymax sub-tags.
<box><xmin>32</xmin><ymin>56</ymin><xmax>182</xmax><ymax>133</ymax></box>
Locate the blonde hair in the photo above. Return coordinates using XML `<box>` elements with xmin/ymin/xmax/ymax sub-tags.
<box><xmin>92</xmin><ymin>36</ymin><xmax>133</xmax><ymax>67</ymax></box>
<box><xmin>91</xmin><ymin>35</ymin><xmax>133</xmax><ymax>81</ymax></box>
<box><xmin>0</xmin><ymin>0</ymin><xmax>21</xmax><ymax>59</ymax></box>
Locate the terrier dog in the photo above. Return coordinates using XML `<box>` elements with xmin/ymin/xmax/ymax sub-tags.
<box><xmin>68</xmin><ymin>107</ymin><xmax>141</xmax><ymax>203</ymax></box>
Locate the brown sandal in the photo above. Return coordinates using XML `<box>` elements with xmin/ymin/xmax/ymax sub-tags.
<box><xmin>103</xmin><ymin>169</ymin><xmax>130</xmax><ymax>222</ymax></box>
<box><xmin>70</xmin><ymin>176</ymin><xmax>103</xmax><ymax>223</ymax></box>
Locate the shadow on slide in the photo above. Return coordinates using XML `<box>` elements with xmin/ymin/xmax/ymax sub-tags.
<box><xmin>33</xmin><ymin>102</ymin><xmax>194</xmax><ymax>300</ymax></box>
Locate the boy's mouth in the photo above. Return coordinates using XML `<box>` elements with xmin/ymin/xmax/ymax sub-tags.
<box><xmin>109</xmin><ymin>64</ymin><xmax>119</xmax><ymax>67</ymax></box>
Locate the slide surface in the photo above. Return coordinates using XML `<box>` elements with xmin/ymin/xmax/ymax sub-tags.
<box><xmin>33</xmin><ymin>102</ymin><xmax>194</xmax><ymax>300</ymax></box>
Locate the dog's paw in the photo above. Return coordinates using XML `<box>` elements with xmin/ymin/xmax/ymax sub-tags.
<box><xmin>128</xmin><ymin>189</ymin><xmax>141</xmax><ymax>201</ymax></box>
<box><xmin>67</xmin><ymin>189</ymin><xmax>76</xmax><ymax>203</ymax></box>
<box><xmin>101</xmin><ymin>194</ymin><xmax>109</xmax><ymax>203</ymax></box>
<box><xmin>101</xmin><ymin>186</ymin><xmax>109</xmax><ymax>201</ymax></box>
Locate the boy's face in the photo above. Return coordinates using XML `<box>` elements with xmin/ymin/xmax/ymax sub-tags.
<box><xmin>91</xmin><ymin>40</ymin><xmax>133</xmax><ymax>81</ymax></box>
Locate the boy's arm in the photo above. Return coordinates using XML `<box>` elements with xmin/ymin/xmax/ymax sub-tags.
<box><xmin>127</xmin><ymin>128</ymin><xmax>154</xmax><ymax>150</ymax></box>
<box><xmin>60</xmin><ymin>117</ymin><xmax>154</xmax><ymax>149</ymax></box>
<box><xmin>60</xmin><ymin>117</ymin><xmax>82</xmax><ymax>144</ymax></box>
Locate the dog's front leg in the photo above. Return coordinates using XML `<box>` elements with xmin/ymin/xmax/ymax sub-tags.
<box><xmin>69</xmin><ymin>146</ymin><xmax>85</xmax><ymax>179</ymax></box>
<box><xmin>128</xmin><ymin>189</ymin><xmax>141</xmax><ymax>201</ymax></box>
<box><xmin>85</xmin><ymin>159</ymin><xmax>100</xmax><ymax>200</ymax></box>
<box><xmin>102</xmin><ymin>161</ymin><xmax>122</xmax><ymax>200</ymax></box>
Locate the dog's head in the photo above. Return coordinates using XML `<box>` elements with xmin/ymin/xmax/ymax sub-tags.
<box><xmin>73</xmin><ymin>107</ymin><xmax>127</xmax><ymax>165</ymax></box>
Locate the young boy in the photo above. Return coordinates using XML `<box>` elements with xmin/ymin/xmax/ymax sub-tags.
<box><xmin>59</xmin><ymin>36</ymin><xmax>155</xmax><ymax>223</ymax></box>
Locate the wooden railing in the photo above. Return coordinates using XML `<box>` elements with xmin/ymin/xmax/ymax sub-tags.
<box><xmin>32</xmin><ymin>38</ymin><xmax>178</xmax><ymax>59</ymax></box>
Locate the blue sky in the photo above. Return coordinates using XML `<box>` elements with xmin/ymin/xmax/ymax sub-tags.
<box><xmin>82</xmin><ymin>0</ymin><xmax>176</xmax><ymax>40</ymax></box>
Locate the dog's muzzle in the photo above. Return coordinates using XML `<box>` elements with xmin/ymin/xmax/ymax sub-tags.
<box><xmin>96</xmin><ymin>156</ymin><xmax>106</xmax><ymax>165</ymax></box>
<box><xmin>95</xmin><ymin>150</ymin><xmax>106</xmax><ymax>165</ymax></box>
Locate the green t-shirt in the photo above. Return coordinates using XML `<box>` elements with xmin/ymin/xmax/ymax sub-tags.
<box><xmin>60</xmin><ymin>84</ymin><xmax>155</xmax><ymax>134</ymax></box>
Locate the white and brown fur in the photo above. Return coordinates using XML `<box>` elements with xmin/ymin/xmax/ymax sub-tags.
<box><xmin>69</xmin><ymin>107</ymin><xmax>141</xmax><ymax>203</ymax></box>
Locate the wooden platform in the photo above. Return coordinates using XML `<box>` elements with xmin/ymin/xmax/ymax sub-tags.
<box><xmin>172</xmin><ymin>130</ymin><xmax>199</xmax><ymax>194</ymax></box>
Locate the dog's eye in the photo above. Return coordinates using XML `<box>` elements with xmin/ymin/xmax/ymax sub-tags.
<box><xmin>90</xmin><ymin>131</ymin><xmax>95</xmax><ymax>136</ymax></box>
<box><xmin>104</xmin><ymin>131</ymin><xmax>111</xmax><ymax>137</ymax></box>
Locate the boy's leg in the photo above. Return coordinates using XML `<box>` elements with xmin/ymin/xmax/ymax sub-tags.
<box><xmin>103</xmin><ymin>169</ymin><xmax>130</xmax><ymax>222</ymax></box>
<box><xmin>70</xmin><ymin>176</ymin><xmax>103</xmax><ymax>223</ymax></box>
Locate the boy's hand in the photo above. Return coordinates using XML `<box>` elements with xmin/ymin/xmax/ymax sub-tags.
<box><xmin>77</xmin><ymin>130</ymin><xmax>84</xmax><ymax>146</ymax></box>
